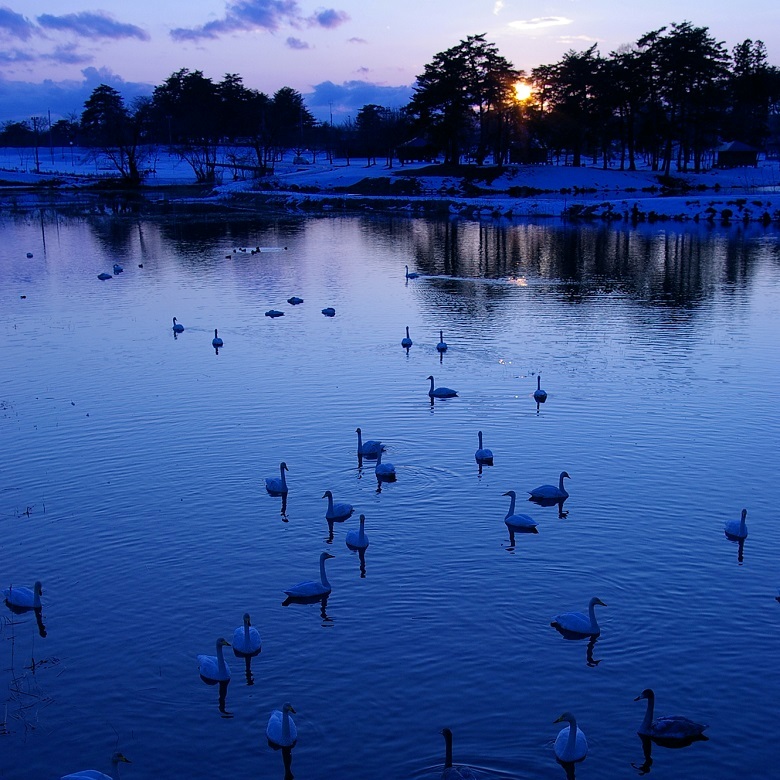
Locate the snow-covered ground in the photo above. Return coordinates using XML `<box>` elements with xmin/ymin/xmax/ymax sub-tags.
<box><xmin>1</xmin><ymin>146</ymin><xmax>779</xmax><ymax>223</ymax></box>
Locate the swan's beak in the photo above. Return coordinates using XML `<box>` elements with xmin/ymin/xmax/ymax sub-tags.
<box><xmin>553</xmin><ymin>715</ymin><xmax>563</xmax><ymax>723</ymax></box>
<box><xmin>289</xmin><ymin>705</ymin><xmax>297</xmax><ymax>713</ymax></box>
<box><xmin>633</xmin><ymin>694</ymin><xmax>644</xmax><ymax>702</ymax></box>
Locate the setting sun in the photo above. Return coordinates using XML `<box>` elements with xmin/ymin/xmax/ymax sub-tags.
<box><xmin>514</xmin><ymin>81</ymin><xmax>533</xmax><ymax>101</ymax></box>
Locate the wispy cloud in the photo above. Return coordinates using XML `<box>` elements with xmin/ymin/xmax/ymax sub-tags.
<box><xmin>509</xmin><ymin>16</ymin><xmax>573</xmax><ymax>32</ymax></box>
<box><xmin>493</xmin><ymin>1</ymin><xmax>505</xmax><ymax>14</ymax></box>
<box><xmin>286</xmin><ymin>36</ymin><xmax>310</xmax><ymax>49</ymax></box>
<box><xmin>558</xmin><ymin>34</ymin><xmax>598</xmax><ymax>44</ymax></box>
<box><xmin>0</xmin><ymin>48</ymin><xmax>35</xmax><ymax>64</ymax></box>
<box><xmin>348</xmin><ymin>36</ymin><xmax>367</xmax><ymax>44</ymax></box>
<box><xmin>37</xmin><ymin>11</ymin><xmax>149</xmax><ymax>41</ymax></box>
<box><xmin>40</xmin><ymin>43</ymin><xmax>94</xmax><ymax>65</ymax></box>
<box><xmin>306</xmin><ymin>79</ymin><xmax>412</xmax><ymax>121</ymax></box>
<box><xmin>0</xmin><ymin>6</ymin><xmax>36</xmax><ymax>40</ymax></box>
<box><xmin>309</xmin><ymin>8</ymin><xmax>348</xmax><ymax>28</ymax></box>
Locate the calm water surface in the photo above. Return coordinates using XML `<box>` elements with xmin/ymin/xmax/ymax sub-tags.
<box><xmin>1</xmin><ymin>206</ymin><xmax>779</xmax><ymax>779</ymax></box>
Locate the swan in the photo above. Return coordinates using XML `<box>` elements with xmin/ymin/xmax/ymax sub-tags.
<box><xmin>287</xmin><ymin>296</ymin><xmax>304</xmax><ymax>305</ymax></box>
<box><xmin>266</xmin><ymin>462</ymin><xmax>289</xmax><ymax>495</ymax></box>
<box><xmin>232</xmin><ymin>613</ymin><xmax>261</xmax><ymax>657</ymax></box>
<box><xmin>322</xmin><ymin>490</ymin><xmax>354</xmax><ymax>521</ymax></box>
<box><xmin>212</xmin><ymin>329</ymin><xmax>223</xmax><ymax>347</ymax></box>
<box><xmin>436</xmin><ymin>330</ymin><xmax>448</xmax><ymax>352</ymax></box>
<box><xmin>267</xmin><ymin>703</ymin><xmax>298</xmax><ymax>747</ymax></box>
<box><xmin>112</xmin><ymin>264</ymin><xmax>123</xmax><ymax>274</ymax></box>
<box><xmin>528</xmin><ymin>471</ymin><xmax>570</xmax><ymax>500</ymax></box>
<box><xmin>724</xmin><ymin>508</ymin><xmax>748</xmax><ymax>540</ymax></box>
<box><xmin>553</xmin><ymin>712</ymin><xmax>588</xmax><ymax>763</ymax></box>
<box><xmin>440</xmin><ymin>728</ymin><xmax>476</xmax><ymax>779</ymax></box>
<box><xmin>322</xmin><ymin>307</ymin><xmax>336</xmax><ymax>316</ymax></box>
<box><xmin>97</xmin><ymin>272</ymin><xmax>112</xmax><ymax>280</ymax></box>
<box><xmin>356</xmin><ymin>427</ymin><xmax>384</xmax><ymax>458</ymax></box>
<box><xmin>197</xmin><ymin>637</ymin><xmax>231</xmax><ymax>681</ymax></box>
<box><xmin>551</xmin><ymin>597</ymin><xmax>606</xmax><ymax>637</ymax></box>
<box><xmin>427</xmin><ymin>375</ymin><xmax>458</xmax><ymax>398</ymax></box>
<box><xmin>346</xmin><ymin>514</ymin><xmax>369</xmax><ymax>550</ymax></box>
<box><xmin>475</xmin><ymin>431</ymin><xmax>493</xmax><ymax>464</ymax></box>
<box><xmin>284</xmin><ymin>552</ymin><xmax>334</xmax><ymax>598</ymax></box>
<box><xmin>265</xmin><ymin>309</ymin><xmax>285</xmax><ymax>318</ymax></box>
<box><xmin>172</xmin><ymin>317</ymin><xmax>184</xmax><ymax>333</ymax></box>
<box><xmin>634</xmin><ymin>689</ymin><xmax>708</xmax><ymax>740</ymax></box>
<box><xmin>60</xmin><ymin>752</ymin><xmax>131</xmax><ymax>780</ymax></box>
<box><xmin>502</xmin><ymin>491</ymin><xmax>538</xmax><ymax>531</ymax></box>
<box><xmin>401</xmin><ymin>326</ymin><xmax>413</xmax><ymax>348</ymax></box>
<box><xmin>405</xmin><ymin>264</ymin><xmax>419</xmax><ymax>279</ymax></box>
<box><xmin>4</xmin><ymin>581</ymin><xmax>42</xmax><ymax>610</ymax></box>
<box><xmin>533</xmin><ymin>375</ymin><xmax>547</xmax><ymax>402</ymax></box>
<box><xmin>374</xmin><ymin>449</ymin><xmax>396</xmax><ymax>480</ymax></box>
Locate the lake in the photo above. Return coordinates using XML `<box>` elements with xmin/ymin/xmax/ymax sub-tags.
<box><xmin>1</xmin><ymin>203</ymin><xmax>779</xmax><ymax>779</ymax></box>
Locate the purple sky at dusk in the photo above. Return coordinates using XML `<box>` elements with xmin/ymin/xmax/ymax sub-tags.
<box><xmin>1</xmin><ymin>1</ymin><xmax>778</xmax><ymax>123</ymax></box>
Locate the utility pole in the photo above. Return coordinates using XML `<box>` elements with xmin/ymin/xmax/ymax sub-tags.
<box><xmin>31</xmin><ymin>116</ymin><xmax>41</xmax><ymax>173</ymax></box>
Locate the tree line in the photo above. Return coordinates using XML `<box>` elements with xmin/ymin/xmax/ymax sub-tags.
<box><xmin>2</xmin><ymin>21</ymin><xmax>779</xmax><ymax>185</ymax></box>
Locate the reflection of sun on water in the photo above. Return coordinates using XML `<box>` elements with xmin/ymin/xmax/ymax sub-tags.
<box><xmin>514</xmin><ymin>82</ymin><xmax>533</xmax><ymax>101</ymax></box>
<box><xmin>509</xmin><ymin>276</ymin><xmax>528</xmax><ymax>286</ymax></box>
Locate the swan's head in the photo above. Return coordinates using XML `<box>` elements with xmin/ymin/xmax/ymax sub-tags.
<box><xmin>280</xmin><ymin>462</ymin><xmax>288</xmax><ymax>471</ymax></box>
<box><xmin>440</xmin><ymin>727</ymin><xmax>453</xmax><ymax>740</ymax></box>
<box><xmin>282</xmin><ymin>702</ymin><xmax>296</xmax><ymax>714</ymax></box>
<box><xmin>359</xmin><ymin>513</ymin><xmax>366</xmax><ymax>523</ymax></box>
<box><xmin>34</xmin><ymin>581</ymin><xmax>43</xmax><ymax>595</ymax></box>
<box><xmin>502</xmin><ymin>490</ymin><xmax>516</xmax><ymax>498</ymax></box>
<box><xmin>426</xmin><ymin>375</ymin><xmax>434</xmax><ymax>381</ymax></box>
<box><xmin>111</xmin><ymin>753</ymin><xmax>131</xmax><ymax>765</ymax></box>
<box><xmin>561</xmin><ymin>471</ymin><xmax>571</xmax><ymax>480</ymax></box>
<box><xmin>243</xmin><ymin>613</ymin><xmax>251</xmax><ymax>625</ymax></box>
<box><xmin>741</xmin><ymin>508</ymin><xmax>748</xmax><ymax>520</ymax></box>
<box><xmin>322</xmin><ymin>490</ymin><xmax>332</xmax><ymax>499</ymax></box>
<box><xmin>216</xmin><ymin>637</ymin><xmax>232</xmax><ymax>648</ymax></box>
<box><xmin>590</xmin><ymin>597</ymin><xmax>607</xmax><ymax>608</ymax></box>
<box><xmin>554</xmin><ymin>712</ymin><xmax>576</xmax><ymax>725</ymax></box>
<box><xmin>634</xmin><ymin>688</ymin><xmax>655</xmax><ymax>702</ymax></box>
<box><xmin>320</xmin><ymin>552</ymin><xmax>335</xmax><ymax>561</ymax></box>
<box><xmin>356</xmin><ymin>427</ymin><xmax>362</xmax><ymax>434</ymax></box>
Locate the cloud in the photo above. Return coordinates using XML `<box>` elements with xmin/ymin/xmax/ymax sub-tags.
<box><xmin>40</xmin><ymin>43</ymin><xmax>94</xmax><ymax>65</ymax></box>
<box><xmin>309</xmin><ymin>8</ymin><xmax>348</xmax><ymax>28</ymax></box>
<box><xmin>305</xmin><ymin>79</ymin><xmax>413</xmax><ymax>121</ymax></box>
<box><xmin>509</xmin><ymin>16</ymin><xmax>573</xmax><ymax>32</ymax></box>
<box><xmin>37</xmin><ymin>11</ymin><xmax>149</xmax><ymax>41</ymax></box>
<box><xmin>493</xmin><ymin>1</ymin><xmax>505</xmax><ymax>14</ymax></box>
<box><xmin>558</xmin><ymin>35</ymin><xmax>598</xmax><ymax>44</ymax></box>
<box><xmin>0</xmin><ymin>6</ymin><xmax>36</xmax><ymax>40</ymax></box>
<box><xmin>348</xmin><ymin>36</ymin><xmax>366</xmax><ymax>44</ymax></box>
<box><xmin>0</xmin><ymin>48</ymin><xmax>35</xmax><ymax>64</ymax></box>
<box><xmin>286</xmin><ymin>36</ymin><xmax>309</xmax><ymax>49</ymax></box>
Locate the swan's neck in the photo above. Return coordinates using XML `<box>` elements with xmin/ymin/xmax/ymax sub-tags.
<box><xmin>588</xmin><ymin>601</ymin><xmax>600</xmax><ymax>631</ymax></box>
<box><xmin>566</xmin><ymin>718</ymin><xmax>578</xmax><ymax>754</ymax></box>
<box><xmin>279</xmin><ymin>466</ymin><xmax>286</xmax><ymax>488</ymax></box>
<box><xmin>356</xmin><ymin>430</ymin><xmax>363</xmax><ymax>450</ymax></box>
<box><xmin>443</xmin><ymin>732</ymin><xmax>453</xmax><ymax>768</ymax></box>
<box><xmin>406</xmin><ymin>327</ymin><xmax>410</xmax><ymax>337</ymax></box>
<box><xmin>505</xmin><ymin>493</ymin><xmax>516</xmax><ymax>518</ymax></box>
<box><xmin>559</xmin><ymin>473</ymin><xmax>566</xmax><ymax>492</ymax></box>
<box><xmin>216</xmin><ymin>644</ymin><xmax>227</xmax><ymax>675</ymax></box>
<box><xmin>478</xmin><ymin>432</ymin><xmax>483</xmax><ymax>448</ymax></box>
<box><xmin>326</xmin><ymin>494</ymin><xmax>334</xmax><ymax>512</ymax></box>
<box><xmin>319</xmin><ymin>557</ymin><xmax>330</xmax><ymax>588</ymax></box>
<box><xmin>429</xmin><ymin>377</ymin><xmax>435</xmax><ymax>392</ymax></box>
<box><xmin>740</xmin><ymin>510</ymin><xmax>747</xmax><ymax>531</ymax></box>
<box><xmin>358</xmin><ymin>516</ymin><xmax>366</xmax><ymax>543</ymax></box>
<box><xmin>282</xmin><ymin>709</ymin><xmax>291</xmax><ymax>742</ymax></box>
<box><xmin>640</xmin><ymin>695</ymin><xmax>654</xmax><ymax>732</ymax></box>
<box><xmin>538</xmin><ymin>376</ymin><xmax>542</xmax><ymax>389</ymax></box>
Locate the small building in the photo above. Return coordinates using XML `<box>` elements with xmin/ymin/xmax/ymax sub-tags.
<box><xmin>716</xmin><ymin>141</ymin><xmax>759</xmax><ymax>168</ymax></box>
<box><xmin>397</xmin><ymin>137</ymin><xmax>438</xmax><ymax>165</ymax></box>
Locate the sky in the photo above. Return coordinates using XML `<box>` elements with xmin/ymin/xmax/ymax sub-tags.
<box><xmin>1</xmin><ymin>0</ymin><xmax>778</xmax><ymax>124</ymax></box>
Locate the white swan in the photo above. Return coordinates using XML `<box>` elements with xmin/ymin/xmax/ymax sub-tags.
<box><xmin>528</xmin><ymin>471</ymin><xmax>570</xmax><ymax>500</ymax></box>
<box><xmin>533</xmin><ymin>375</ymin><xmax>547</xmax><ymax>402</ymax></box>
<box><xmin>427</xmin><ymin>375</ymin><xmax>457</xmax><ymax>398</ymax></box>
<box><xmin>284</xmin><ymin>552</ymin><xmax>334</xmax><ymax>598</ymax></box>
<box><xmin>475</xmin><ymin>431</ymin><xmax>493</xmax><ymax>463</ymax></box>
<box><xmin>265</xmin><ymin>309</ymin><xmax>285</xmax><ymax>318</ymax></box>
<box><xmin>232</xmin><ymin>613</ymin><xmax>261</xmax><ymax>657</ymax></box>
<box><xmin>321</xmin><ymin>307</ymin><xmax>336</xmax><ymax>317</ymax></box>
<box><xmin>356</xmin><ymin>427</ymin><xmax>384</xmax><ymax>458</ymax></box>
<box><xmin>346</xmin><ymin>514</ymin><xmax>369</xmax><ymax>550</ymax></box>
<box><xmin>197</xmin><ymin>637</ymin><xmax>231</xmax><ymax>681</ymax></box>
<box><xmin>724</xmin><ymin>508</ymin><xmax>748</xmax><ymax>540</ymax></box>
<box><xmin>266</xmin><ymin>462</ymin><xmax>289</xmax><ymax>495</ymax></box>
<box><xmin>172</xmin><ymin>317</ymin><xmax>184</xmax><ymax>333</ymax></box>
<box><xmin>553</xmin><ymin>712</ymin><xmax>588</xmax><ymax>763</ymax></box>
<box><xmin>401</xmin><ymin>326</ymin><xmax>413</xmax><ymax>348</ymax></box>
<box><xmin>374</xmin><ymin>449</ymin><xmax>396</xmax><ymax>480</ymax></box>
<box><xmin>405</xmin><ymin>264</ymin><xmax>419</xmax><ymax>279</ymax></box>
<box><xmin>267</xmin><ymin>703</ymin><xmax>298</xmax><ymax>747</ymax></box>
<box><xmin>440</xmin><ymin>728</ymin><xmax>476</xmax><ymax>779</ymax></box>
<box><xmin>97</xmin><ymin>272</ymin><xmax>112</xmax><ymax>280</ymax></box>
<box><xmin>551</xmin><ymin>597</ymin><xmax>606</xmax><ymax>636</ymax></box>
<box><xmin>635</xmin><ymin>688</ymin><xmax>708</xmax><ymax>740</ymax></box>
<box><xmin>436</xmin><ymin>330</ymin><xmax>448</xmax><ymax>352</ymax></box>
<box><xmin>322</xmin><ymin>490</ymin><xmax>354</xmax><ymax>521</ymax></box>
<box><xmin>112</xmin><ymin>264</ymin><xmax>123</xmax><ymax>274</ymax></box>
<box><xmin>287</xmin><ymin>296</ymin><xmax>304</xmax><ymax>305</ymax></box>
<box><xmin>4</xmin><ymin>581</ymin><xmax>42</xmax><ymax>610</ymax></box>
<box><xmin>60</xmin><ymin>752</ymin><xmax>131</xmax><ymax>780</ymax></box>
<box><xmin>212</xmin><ymin>329</ymin><xmax>223</xmax><ymax>347</ymax></box>
<box><xmin>502</xmin><ymin>491</ymin><xmax>538</xmax><ymax>531</ymax></box>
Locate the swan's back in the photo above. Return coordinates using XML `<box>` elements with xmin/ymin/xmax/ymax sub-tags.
<box><xmin>646</xmin><ymin>715</ymin><xmax>708</xmax><ymax>740</ymax></box>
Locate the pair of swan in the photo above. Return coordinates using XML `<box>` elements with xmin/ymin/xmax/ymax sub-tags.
<box><xmin>322</xmin><ymin>490</ymin><xmax>354</xmax><ymax>521</ymax></box>
<box><xmin>475</xmin><ymin>432</ymin><xmax>493</xmax><ymax>464</ymax></box>
<box><xmin>502</xmin><ymin>491</ymin><xmax>538</xmax><ymax>532</ymax></box>
<box><xmin>356</xmin><ymin>427</ymin><xmax>384</xmax><ymax>458</ymax></box>
<box><xmin>635</xmin><ymin>688</ymin><xmax>708</xmax><ymax>741</ymax></box>
<box><xmin>346</xmin><ymin>514</ymin><xmax>369</xmax><ymax>550</ymax></box>
<box><xmin>427</xmin><ymin>375</ymin><xmax>457</xmax><ymax>398</ymax></box>
<box><xmin>60</xmin><ymin>752</ymin><xmax>131</xmax><ymax>780</ymax></box>
<box><xmin>212</xmin><ymin>329</ymin><xmax>223</xmax><ymax>347</ymax></box>
<box><xmin>267</xmin><ymin>702</ymin><xmax>297</xmax><ymax>747</ymax></box>
<box><xmin>529</xmin><ymin>471</ymin><xmax>570</xmax><ymax>500</ymax></box>
<box><xmin>198</xmin><ymin>637</ymin><xmax>232</xmax><ymax>681</ymax></box>
<box><xmin>172</xmin><ymin>317</ymin><xmax>184</xmax><ymax>333</ymax></box>
<box><xmin>551</xmin><ymin>597</ymin><xmax>607</xmax><ymax>637</ymax></box>
<box><xmin>724</xmin><ymin>508</ymin><xmax>748</xmax><ymax>540</ymax></box>
<box><xmin>284</xmin><ymin>552</ymin><xmax>334</xmax><ymax>598</ymax></box>
<box><xmin>4</xmin><ymin>581</ymin><xmax>43</xmax><ymax>610</ymax></box>
<box><xmin>266</xmin><ymin>462</ymin><xmax>289</xmax><ymax>495</ymax></box>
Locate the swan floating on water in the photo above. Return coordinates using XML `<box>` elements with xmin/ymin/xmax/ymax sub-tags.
<box><xmin>374</xmin><ymin>449</ymin><xmax>396</xmax><ymax>480</ymax></box>
<box><xmin>287</xmin><ymin>296</ymin><xmax>304</xmax><ymax>305</ymax></box>
<box><xmin>554</xmin><ymin>712</ymin><xmax>588</xmax><ymax>763</ymax></box>
<box><xmin>427</xmin><ymin>375</ymin><xmax>458</xmax><ymax>398</ymax></box>
<box><xmin>198</xmin><ymin>637</ymin><xmax>231</xmax><ymax>681</ymax></box>
<box><xmin>4</xmin><ymin>581</ymin><xmax>42</xmax><ymax>610</ymax></box>
<box><xmin>322</xmin><ymin>490</ymin><xmax>354</xmax><ymax>521</ymax></box>
<box><xmin>346</xmin><ymin>514</ymin><xmax>369</xmax><ymax>550</ymax></box>
<box><xmin>502</xmin><ymin>491</ymin><xmax>538</xmax><ymax>531</ymax></box>
<box><xmin>97</xmin><ymin>272</ymin><xmax>112</xmax><ymax>280</ymax></box>
<box><xmin>440</xmin><ymin>728</ymin><xmax>476</xmax><ymax>779</ymax></box>
<box><xmin>528</xmin><ymin>471</ymin><xmax>570</xmax><ymax>500</ymax></box>
<box><xmin>551</xmin><ymin>597</ymin><xmax>606</xmax><ymax>637</ymax></box>
<box><xmin>112</xmin><ymin>264</ymin><xmax>123</xmax><ymax>274</ymax></box>
<box><xmin>405</xmin><ymin>264</ymin><xmax>419</xmax><ymax>279</ymax></box>
<box><xmin>475</xmin><ymin>431</ymin><xmax>493</xmax><ymax>464</ymax></box>
<box><xmin>60</xmin><ymin>752</ymin><xmax>131</xmax><ymax>780</ymax></box>
<box><xmin>265</xmin><ymin>309</ymin><xmax>285</xmax><ymax>318</ymax></box>
<box><xmin>436</xmin><ymin>330</ymin><xmax>448</xmax><ymax>352</ymax></box>
<box><xmin>172</xmin><ymin>317</ymin><xmax>184</xmax><ymax>333</ymax></box>
<box><xmin>401</xmin><ymin>326</ymin><xmax>413</xmax><ymax>348</ymax></box>
<box><xmin>533</xmin><ymin>375</ymin><xmax>547</xmax><ymax>403</ymax></box>
<box><xmin>232</xmin><ymin>613</ymin><xmax>262</xmax><ymax>657</ymax></box>
<box><xmin>724</xmin><ymin>508</ymin><xmax>748</xmax><ymax>540</ymax></box>
<box><xmin>635</xmin><ymin>688</ymin><xmax>708</xmax><ymax>741</ymax></box>
<box><xmin>266</xmin><ymin>462</ymin><xmax>289</xmax><ymax>495</ymax></box>
<box><xmin>212</xmin><ymin>329</ymin><xmax>223</xmax><ymax>347</ymax></box>
<box><xmin>267</xmin><ymin>703</ymin><xmax>298</xmax><ymax>748</ymax></box>
<box><xmin>322</xmin><ymin>307</ymin><xmax>336</xmax><ymax>317</ymax></box>
<box><xmin>284</xmin><ymin>552</ymin><xmax>334</xmax><ymax>598</ymax></box>
<box><xmin>356</xmin><ymin>427</ymin><xmax>384</xmax><ymax>458</ymax></box>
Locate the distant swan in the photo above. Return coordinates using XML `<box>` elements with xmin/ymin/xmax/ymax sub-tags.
<box><xmin>172</xmin><ymin>317</ymin><xmax>184</xmax><ymax>333</ymax></box>
<box><xmin>346</xmin><ymin>514</ymin><xmax>369</xmax><ymax>550</ymax></box>
<box><xmin>440</xmin><ymin>728</ymin><xmax>477</xmax><ymax>779</ymax></box>
<box><xmin>554</xmin><ymin>712</ymin><xmax>588</xmax><ymax>763</ymax></box>
<box><xmin>551</xmin><ymin>597</ymin><xmax>606</xmax><ymax>637</ymax></box>
<box><xmin>284</xmin><ymin>552</ymin><xmax>334</xmax><ymax>598</ymax></box>
<box><xmin>533</xmin><ymin>375</ymin><xmax>547</xmax><ymax>402</ymax></box>
<box><xmin>427</xmin><ymin>375</ymin><xmax>457</xmax><ymax>398</ymax></box>
<box><xmin>322</xmin><ymin>490</ymin><xmax>354</xmax><ymax>521</ymax></box>
<box><xmin>112</xmin><ymin>264</ymin><xmax>123</xmax><ymax>274</ymax></box>
<box><xmin>287</xmin><ymin>296</ymin><xmax>304</xmax><ymax>305</ymax></box>
<box><xmin>266</xmin><ymin>462</ymin><xmax>289</xmax><ymax>495</ymax></box>
<box><xmin>436</xmin><ymin>330</ymin><xmax>448</xmax><ymax>352</ymax></box>
<box><xmin>528</xmin><ymin>471</ymin><xmax>570</xmax><ymax>500</ymax></box>
<box><xmin>724</xmin><ymin>508</ymin><xmax>748</xmax><ymax>540</ymax></box>
<box><xmin>60</xmin><ymin>752</ymin><xmax>131</xmax><ymax>780</ymax></box>
<box><xmin>502</xmin><ymin>491</ymin><xmax>538</xmax><ymax>531</ymax></box>
<box><xmin>265</xmin><ymin>309</ymin><xmax>285</xmax><ymax>318</ymax></box>
<box><xmin>635</xmin><ymin>688</ymin><xmax>708</xmax><ymax>740</ymax></box>
<box><xmin>401</xmin><ymin>326</ymin><xmax>413</xmax><ymax>348</ymax></box>
<box><xmin>356</xmin><ymin>427</ymin><xmax>384</xmax><ymax>458</ymax></box>
<box><xmin>374</xmin><ymin>449</ymin><xmax>396</xmax><ymax>480</ymax></box>
<box><xmin>97</xmin><ymin>272</ymin><xmax>112</xmax><ymax>280</ymax></box>
<box><xmin>212</xmin><ymin>329</ymin><xmax>223</xmax><ymax>347</ymax></box>
<box><xmin>232</xmin><ymin>613</ymin><xmax>261</xmax><ymax>657</ymax></box>
<box><xmin>475</xmin><ymin>431</ymin><xmax>493</xmax><ymax>464</ymax></box>
<box><xmin>267</xmin><ymin>703</ymin><xmax>298</xmax><ymax>748</ymax></box>
<box><xmin>322</xmin><ymin>307</ymin><xmax>336</xmax><ymax>316</ymax></box>
<box><xmin>4</xmin><ymin>581</ymin><xmax>42</xmax><ymax>610</ymax></box>
<box><xmin>198</xmin><ymin>637</ymin><xmax>231</xmax><ymax>681</ymax></box>
<box><xmin>405</xmin><ymin>264</ymin><xmax>419</xmax><ymax>279</ymax></box>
